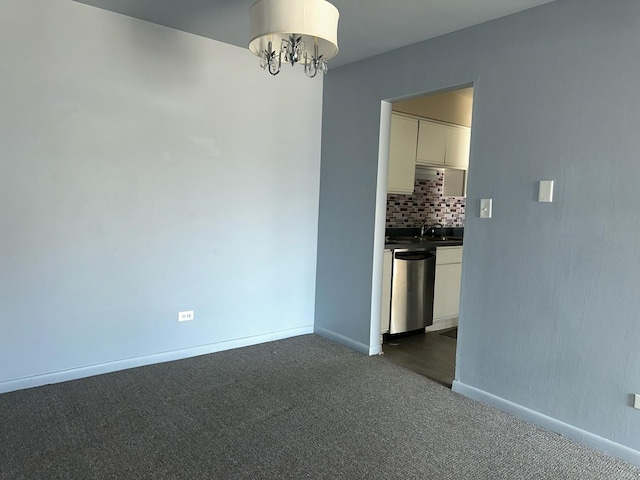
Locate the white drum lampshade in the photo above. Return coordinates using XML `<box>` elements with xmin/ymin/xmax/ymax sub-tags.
<box><xmin>249</xmin><ymin>0</ymin><xmax>339</xmax><ymax>76</ymax></box>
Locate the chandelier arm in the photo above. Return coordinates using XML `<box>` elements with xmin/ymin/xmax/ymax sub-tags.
<box><xmin>268</xmin><ymin>60</ymin><xmax>280</xmax><ymax>75</ymax></box>
<box><xmin>261</xmin><ymin>39</ymin><xmax>281</xmax><ymax>75</ymax></box>
<box><xmin>305</xmin><ymin>62</ymin><xmax>318</xmax><ymax>78</ymax></box>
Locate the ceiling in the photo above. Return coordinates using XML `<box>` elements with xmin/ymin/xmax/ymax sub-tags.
<box><xmin>453</xmin><ymin>88</ymin><xmax>474</xmax><ymax>100</ymax></box>
<box><xmin>74</xmin><ymin>0</ymin><xmax>555</xmax><ymax>68</ymax></box>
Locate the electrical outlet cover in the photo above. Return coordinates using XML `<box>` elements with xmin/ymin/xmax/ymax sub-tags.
<box><xmin>538</xmin><ymin>180</ymin><xmax>554</xmax><ymax>203</ymax></box>
<box><xmin>178</xmin><ymin>310</ymin><xmax>194</xmax><ymax>322</ymax></box>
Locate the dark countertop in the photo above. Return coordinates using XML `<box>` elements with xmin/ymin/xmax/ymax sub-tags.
<box><xmin>385</xmin><ymin>227</ymin><xmax>464</xmax><ymax>249</ymax></box>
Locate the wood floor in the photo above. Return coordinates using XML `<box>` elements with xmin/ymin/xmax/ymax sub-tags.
<box><xmin>382</xmin><ymin>328</ymin><xmax>457</xmax><ymax>387</ymax></box>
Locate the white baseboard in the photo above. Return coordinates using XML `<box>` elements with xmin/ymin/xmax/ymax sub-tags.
<box><xmin>425</xmin><ymin>316</ymin><xmax>458</xmax><ymax>332</ymax></box>
<box><xmin>368</xmin><ymin>343</ymin><xmax>383</xmax><ymax>356</ymax></box>
<box><xmin>0</xmin><ymin>325</ymin><xmax>314</xmax><ymax>395</ymax></box>
<box><xmin>452</xmin><ymin>381</ymin><xmax>640</xmax><ymax>467</ymax></box>
<box><xmin>314</xmin><ymin>326</ymin><xmax>374</xmax><ymax>355</ymax></box>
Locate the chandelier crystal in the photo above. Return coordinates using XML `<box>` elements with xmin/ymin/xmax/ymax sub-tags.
<box><xmin>249</xmin><ymin>0</ymin><xmax>339</xmax><ymax>78</ymax></box>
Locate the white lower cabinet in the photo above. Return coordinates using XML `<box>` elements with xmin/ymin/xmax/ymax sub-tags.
<box><xmin>427</xmin><ymin>246</ymin><xmax>463</xmax><ymax>332</ymax></box>
<box><xmin>380</xmin><ymin>250</ymin><xmax>393</xmax><ymax>336</ymax></box>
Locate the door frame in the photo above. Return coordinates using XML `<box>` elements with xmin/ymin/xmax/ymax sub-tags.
<box><xmin>369</xmin><ymin>83</ymin><xmax>474</xmax><ymax>364</ymax></box>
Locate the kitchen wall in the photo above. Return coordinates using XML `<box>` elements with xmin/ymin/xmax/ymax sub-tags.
<box><xmin>0</xmin><ymin>0</ymin><xmax>322</xmax><ymax>392</ymax></box>
<box><xmin>316</xmin><ymin>0</ymin><xmax>640</xmax><ymax>464</ymax></box>
<box><xmin>386</xmin><ymin>172</ymin><xmax>465</xmax><ymax>228</ymax></box>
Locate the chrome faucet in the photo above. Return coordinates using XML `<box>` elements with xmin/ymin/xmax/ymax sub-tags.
<box><xmin>420</xmin><ymin>221</ymin><xmax>443</xmax><ymax>237</ymax></box>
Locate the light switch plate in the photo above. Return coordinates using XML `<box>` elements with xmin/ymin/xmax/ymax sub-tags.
<box><xmin>538</xmin><ymin>180</ymin><xmax>554</xmax><ymax>203</ymax></box>
<box><xmin>480</xmin><ymin>198</ymin><xmax>492</xmax><ymax>218</ymax></box>
<box><xmin>634</xmin><ymin>394</ymin><xmax>640</xmax><ymax>410</ymax></box>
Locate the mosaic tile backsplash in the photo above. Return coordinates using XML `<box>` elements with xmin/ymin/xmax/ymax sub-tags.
<box><xmin>386</xmin><ymin>171</ymin><xmax>465</xmax><ymax>228</ymax></box>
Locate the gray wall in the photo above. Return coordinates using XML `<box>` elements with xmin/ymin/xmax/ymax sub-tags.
<box><xmin>0</xmin><ymin>0</ymin><xmax>322</xmax><ymax>390</ymax></box>
<box><xmin>316</xmin><ymin>0</ymin><xmax>640</xmax><ymax>455</ymax></box>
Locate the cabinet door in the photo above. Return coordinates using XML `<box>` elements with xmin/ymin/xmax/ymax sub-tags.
<box><xmin>443</xmin><ymin>169</ymin><xmax>466</xmax><ymax>197</ymax></box>
<box><xmin>433</xmin><ymin>262</ymin><xmax>462</xmax><ymax>321</ymax></box>
<box><xmin>387</xmin><ymin>114</ymin><xmax>418</xmax><ymax>194</ymax></box>
<box><xmin>380</xmin><ymin>250</ymin><xmax>393</xmax><ymax>335</ymax></box>
<box><xmin>416</xmin><ymin>120</ymin><xmax>447</xmax><ymax>166</ymax></box>
<box><xmin>445</xmin><ymin>126</ymin><xmax>471</xmax><ymax>169</ymax></box>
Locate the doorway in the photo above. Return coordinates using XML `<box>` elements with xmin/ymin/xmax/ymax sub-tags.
<box><xmin>383</xmin><ymin>329</ymin><xmax>457</xmax><ymax>387</ymax></box>
<box><xmin>374</xmin><ymin>86</ymin><xmax>474</xmax><ymax>388</ymax></box>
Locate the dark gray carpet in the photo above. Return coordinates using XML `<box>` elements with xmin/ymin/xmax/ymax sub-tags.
<box><xmin>1</xmin><ymin>334</ymin><xmax>638</xmax><ymax>479</ymax></box>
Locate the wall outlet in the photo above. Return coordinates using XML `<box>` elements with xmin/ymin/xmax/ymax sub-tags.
<box><xmin>178</xmin><ymin>310</ymin><xmax>194</xmax><ymax>322</ymax></box>
<box><xmin>634</xmin><ymin>394</ymin><xmax>640</xmax><ymax>410</ymax></box>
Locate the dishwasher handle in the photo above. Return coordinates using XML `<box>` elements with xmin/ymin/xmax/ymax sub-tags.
<box><xmin>394</xmin><ymin>251</ymin><xmax>435</xmax><ymax>261</ymax></box>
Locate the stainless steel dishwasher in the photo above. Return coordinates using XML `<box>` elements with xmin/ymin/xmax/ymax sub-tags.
<box><xmin>389</xmin><ymin>248</ymin><xmax>436</xmax><ymax>334</ymax></box>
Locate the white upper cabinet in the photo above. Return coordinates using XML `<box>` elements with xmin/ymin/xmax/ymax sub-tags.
<box><xmin>416</xmin><ymin>120</ymin><xmax>447</xmax><ymax>166</ymax></box>
<box><xmin>445</xmin><ymin>125</ymin><xmax>471</xmax><ymax>169</ymax></box>
<box><xmin>443</xmin><ymin>168</ymin><xmax>466</xmax><ymax>197</ymax></box>
<box><xmin>387</xmin><ymin>113</ymin><xmax>418</xmax><ymax>194</ymax></box>
<box><xmin>416</xmin><ymin>119</ymin><xmax>470</xmax><ymax>170</ymax></box>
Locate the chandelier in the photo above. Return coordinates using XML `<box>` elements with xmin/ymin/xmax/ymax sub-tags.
<box><xmin>248</xmin><ymin>0</ymin><xmax>340</xmax><ymax>78</ymax></box>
